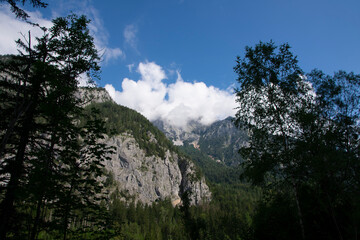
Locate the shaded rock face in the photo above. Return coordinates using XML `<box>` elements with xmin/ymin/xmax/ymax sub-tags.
<box><xmin>154</xmin><ymin>117</ymin><xmax>249</xmax><ymax>166</ymax></box>
<box><xmin>103</xmin><ymin>134</ymin><xmax>211</xmax><ymax>206</ymax></box>
<box><xmin>198</xmin><ymin>117</ymin><xmax>249</xmax><ymax>166</ymax></box>
<box><xmin>178</xmin><ymin>157</ymin><xmax>212</xmax><ymax>205</ymax></box>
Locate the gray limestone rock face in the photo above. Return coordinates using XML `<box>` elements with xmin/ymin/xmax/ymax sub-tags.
<box><xmin>178</xmin><ymin>157</ymin><xmax>212</xmax><ymax>205</ymax></box>
<box><xmin>76</xmin><ymin>87</ymin><xmax>113</xmax><ymax>106</ymax></box>
<box><xmin>103</xmin><ymin>134</ymin><xmax>211</xmax><ymax>206</ymax></box>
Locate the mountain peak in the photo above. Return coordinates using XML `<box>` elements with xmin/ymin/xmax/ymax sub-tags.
<box><xmin>152</xmin><ymin>118</ymin><xmax>207</xmax><ymax>146</ymax></box>
<box><xmin>154</xmin><ymin>117</ymin><xmax>248</xmax><ymax>166</ymax></box>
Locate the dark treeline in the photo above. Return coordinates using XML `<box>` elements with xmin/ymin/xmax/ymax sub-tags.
<box><xmin>234</xmin><ymin>41</ymin><xmax>360</xmax><ymax>240</ymax></box>
<box><xmin>1</xmin><ymin>1</ymin><xmax>359</xmax><ymax>239</ymax></box>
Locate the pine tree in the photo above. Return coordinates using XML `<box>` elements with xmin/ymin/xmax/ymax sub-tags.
<box><xmin>0</xmin><ymin>14</ymin><xmax>112</xmax><ymax>239</ymax></box>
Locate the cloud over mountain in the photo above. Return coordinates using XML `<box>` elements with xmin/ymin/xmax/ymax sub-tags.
<box><xmin>105</xmin><ymin>61</ymin><xmax>237</xmax><ymax>128</ymax></box>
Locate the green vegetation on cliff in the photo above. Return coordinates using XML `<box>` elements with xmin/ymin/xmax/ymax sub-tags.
<box><xmin>179</xmin><ymin>142</ymin><xmax>242</xmax><ymax>184</ymax></box>
<box><xmin>85</xmin><ymin>101</ymin><xmax>176</xmax><ymax>158</ymax></box>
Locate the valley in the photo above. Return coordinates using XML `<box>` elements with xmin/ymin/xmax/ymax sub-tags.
<box><xmin>1</xmin><ymin>4</ymin><xmax>358</xmax><ymax>237</ymax></box>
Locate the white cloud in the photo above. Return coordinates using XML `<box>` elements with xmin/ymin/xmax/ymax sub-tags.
<box><xmin>77</xmin><ymin>73</ymin><xmax>96</xmax><ymax>87</ymax></box>
<box><xmin>105</xmin><ymin>61</ymin><xmax>237</xmax><ymax>128</ymax></box>
<box><xmin>0</xmin><ymin>4</ymin><xmax>124</xmax><ymax>64</ymax></box>
<box><xmin>124</xmin><ymin>24</ymin><xmax>138</xmax><ymax>51</ymax></box>
<box><xmin>127</xmin><ymin>63</ymin><xmax>135</xmax><ymax>72</ymax></box>
<box><xmin>137</xmin><ymin>61</ymin><xmax>166</xmax><ymax>86</ymax></box>
<box><xmin>0</xmin><ymin>7</ymin><xmax>52</xmax><ymax>54</ymax></box>
<box><xmin>80</xmin><ymin>4</ymin><xmax>124</xmax><ymax>64</ymax></box>
<box><xmin>100</xmin><ymin>46</ymin><xmax>124</xmax><ymax>64</ymax></box>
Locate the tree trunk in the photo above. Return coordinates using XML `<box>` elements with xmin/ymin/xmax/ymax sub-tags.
<box><xmin>0</xmin><ymin>81</ymin><xmax>40</xmax><ymax>239</ymax></box>
<box><xmin>63</xmin><ymin>182</ymin><xmax>74</xmax><ymax>240</ymax></box>
<box><xmin>30</xmin><ymin>195</ymin><xmax>43</xmax><ymax>240</ymax></box>
<box><xmin>0</xmin><ymin>101</ymin><xmax>31</xmax><ymax>158</ymax></box>
<box><xmin>327</xmin><ymin>193</ymin><xmax>344</xmax><ymax>240</ymax></box>
<box><xmin>0</xmin><ymin>32</ymin><xmax>37</xmax><ymax>239</ymax></box>
<box><xmin>293</xmin><ymin>182</ymin><xmax>305</xmax><ymax>240</ymax></box>
<box><xmin>0</xmin><ymin>110</ymin><xmax>33</xmax><ymax>239</ymax></box>
<box><xmin>30</xmin><ymin>135</ymin><xmax>56</xmax><ymax>240</ymax></box>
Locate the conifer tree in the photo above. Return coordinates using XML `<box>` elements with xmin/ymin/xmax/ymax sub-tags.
<box><xmin>0</xmin><ymin>14</ymin><xmax>112</xmax><ymax>239</ymax></box>
<box><xmin>0</xmin><ymin>0</ymin><xmax>47</xmax><ymax>20</ymax></box>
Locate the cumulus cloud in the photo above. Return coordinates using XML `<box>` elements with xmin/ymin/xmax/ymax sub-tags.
<box><xmin>77</xmin><ymin>73</ymin><xmax>97</xmax><ymax>87</ymax></box>
<box><xmin>105</xmin><ymin>61</ymin><xmax>237</xmax><ymax>128</ymax></box>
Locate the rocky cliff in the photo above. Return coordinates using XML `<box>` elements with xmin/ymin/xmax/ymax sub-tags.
<box><xmin>79</xmin><ymin>87</ymin><xmax>211</xmax><ymax>205</ymax></box>
<box><xmin>102</xmin><ymin>133</ymin><xmax>211</xmax><ymax>206</ymax></box>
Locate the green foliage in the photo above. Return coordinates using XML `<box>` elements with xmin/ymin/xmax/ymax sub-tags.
<box><xmin>107</xmin><ymin>199</ymin><xmax>187</xmax><ymax>240</ymax></box>
<box><xmin>179</xmin><ymin>142</ymin><xmax>242</xmax><ymax>184</ymax></box>
<box><xmin>0</xmin><ymin>14</ymin><xmax>111</xmax><ymax>239</ymax></box>
<box><xmin>234</xmin><ymin>40</ymin><xmax>360</xmax><ymax>239</ymax></box>
<box><xmin>252</xmin><ymin>190</ymin><xmax>302</xmax><ymax>240</ymax></box>
<box><xmin>84</xmin><ymin>101</ymin><xmax>176</xmax><ymax>158</ymax></box>
<box><xmin>102</xmin><ymin>183</ymin><xmax>260</xmax><ymax>240</ymax></box>
<box><xmin>1</xmin><ymin>0</ymin><xmax>48</xmax><ymax>20</ymax></box>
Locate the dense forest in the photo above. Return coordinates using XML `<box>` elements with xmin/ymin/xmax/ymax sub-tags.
<box><xmin>1</xmin><ymin>1</ymin><xmax>359</xmax><ymax>239</ymax></box>
<box><xmin>102</xmin><ymin>173</ymin><xmax>259</xmax><ymax>240</ymax></box>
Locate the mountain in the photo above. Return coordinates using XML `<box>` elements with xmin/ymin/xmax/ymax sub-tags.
<box><xmin>197</xmin><ymin>117</ymin><xmax>249</xmax><ymax>166</ymax></box>
<box><xmin>81</xmin><ymin>88</ymin><xmax>211</xmax><ymax>206</ymax></box>
<box><xmin>153</xmin><ymin>117</ymin><xmax>249</xmax><ymax>166</ymax></box>
<box><xmin>152</xmin><ymin>119</ymin><xmax>206</xmax><ymax>146</ymax></box>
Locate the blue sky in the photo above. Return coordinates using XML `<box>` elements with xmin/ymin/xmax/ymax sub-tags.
<box><xmin>101</xmin><ymin>0</ymin><xmax>360</xmax><ymax>88</ymax></box>
<box><xmin>33</xmin><ymin>0</ymin><xmax>360</xmax><ymax>89</ymax></box>
<box><xmin>1</xmin><ymin>0</ymin><xmax>360</xmax><ymax>126</ymax></box>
